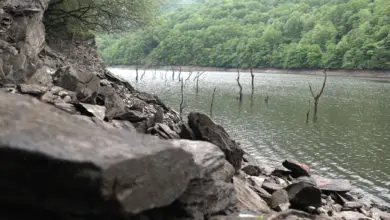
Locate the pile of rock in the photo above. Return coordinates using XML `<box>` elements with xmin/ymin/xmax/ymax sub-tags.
<box><xmin>233</xmin><ymin>158</ymin><xmax>390</xmax><ymax>220</ymax></box>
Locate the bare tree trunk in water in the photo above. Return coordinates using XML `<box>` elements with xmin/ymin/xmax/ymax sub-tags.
<box><xmin>135</xmin><ymin>66</ymin><xmax>139</xmax><ymax>83</ymax></box>
<box><xmin>309</xmin><ymin>69</ymin><xmax>327</xmax><ymax>122</ymax></box>
<box><xmin>236</xmin><ymin>68</ymin><xmax>243</xmax><ymax>103</ymax></box>
<box><xmin>195</xmin><ymin>71</ymin><xmax>204</xmax><ymax>95</ymax></box>
<box><xmin>140</xmin><ymin>69</ymin><xmax>146</xmax><ymax>80</ymax></box>
<box><xmin>178</xmin><ymin>66</ymin><xmax>182</xmax><ymax>82</ymax></box>
<box><xmin>250</xmin><ymin>68</ymin><xmax>255</xmax><ymax>95</ymax></box>
<box><xmin>185</xmin><ymin>71</ymin><xmax>193</xmax><ymax>85</ymax></box>
<box><xmin>306</xmin><ymin>100</ymin><xmax>311</xmax><ymax>124</ymax></box>
<box><xmin>210</xmin><ymin>87</ymin><xmax>216</xmax><ymax>118</ymax></box>
<box><xmin>171</xmin><ymin>66</ymin><xmax>175</xmax><ymax>81</ymax></box>
<box><xmin>179</xmin><ymin>79</ymin><xmax>185</xmax><ymax>118</ymax></box>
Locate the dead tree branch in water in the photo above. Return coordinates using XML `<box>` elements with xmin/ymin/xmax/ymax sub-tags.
<box><xmin>185</xmin><ymin>71</ymin><xmax>193</xmax><ymax>85</ymax></box>
<box><xmin>178</xmin><ymin>66</ymin><xmax>182</xmax><ymax>82</ymax></box>
<box><xmin>179</xmin><ymin>78</ymin><xmax>185</xmax><ymax>118</ymax></box>
<box><xmin>135</xmin><ymin>66</ymin><xmax>139</xmax><ymax>83</ymax></box>
<box><xmin>171</xmin><ymin>66</ymin><xmax>175</xmax><ymax>81</ymax></box>
<box><xmin>140</xmin><ymin>69</ymin><xmax>146</xmax><ymax>80</ymax></box>
<box><xmin>210</xmin><ymin>87</ymin><xmax>217</xmax><ymax>118</ymax></box>
<box><xmin>250</xmin><ymin>68</ymin><xmax>255</xmax><ymax>96</ymax></box>
<box><xmin>194</xmin><ymin>71</ymin><xmax>205</xmax><ymax>95</ymax></box>
<box><xmin>309</xmin><ymin>69</ymin><xmax>327</xmax><ymax>121</ymax></box>
<box><xmin>236</xmin><ymin>68</ymin><xmax>243</xmax><ymax>102</ymax></box>
<box><xmin>306</xmin><ymin>100</ymin><xmax>311</xmax><ymax>124</ymax></box>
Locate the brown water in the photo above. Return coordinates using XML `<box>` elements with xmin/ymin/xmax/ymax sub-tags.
<box><xmin>110</xmin><ymin>67</ymin><xmax>390</xmax><ymax>204</ymax></box>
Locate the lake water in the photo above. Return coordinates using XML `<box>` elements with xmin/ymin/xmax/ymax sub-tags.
<box><xmin>109</xmin><ymin>67</ymin><xmax>390</xmax><ymax>204</ymax></box>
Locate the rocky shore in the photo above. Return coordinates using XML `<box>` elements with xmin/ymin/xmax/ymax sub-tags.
<box><xmin>0</xmin><ymin>1</ymin><xmax>390</xmax><ymax>220</ymax></box>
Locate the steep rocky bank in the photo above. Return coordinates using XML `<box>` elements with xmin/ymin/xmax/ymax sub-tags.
<box><xmin>0</xmin><ymin>1</ymin><xmax>389</xmax><ymax>220</ymax></box>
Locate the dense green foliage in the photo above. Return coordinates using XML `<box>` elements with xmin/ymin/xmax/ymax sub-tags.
<box><xmin>97</xmin><ymin>0</ymin><xmax>390</xmax><ymax>69</ymax></box>
<box><xmin>44</xmin><ymin>0</ymin><xmax>159</xmax><ymax>38</ymax></box>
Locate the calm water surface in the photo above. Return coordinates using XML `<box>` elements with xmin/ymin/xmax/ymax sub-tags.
<box><xmin>109</xmin><ymin>67</ymin><xmax>390</xmax><ymax>204</ymax></box>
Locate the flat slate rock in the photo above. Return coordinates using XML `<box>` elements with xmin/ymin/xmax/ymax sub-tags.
<box><xmin>313</xmin><ymin>175</ymin><xmax>352</xmax><ymax>193</ymax></box>
<box><xmin>233</xmin><ymin>176</ymin><xmax>271</xmax><ymax>214</ymax></box>
<box><xmin>0</xmin><ymin>92</ymin><xmax>197</xmax><ymax>216</ymax></box>
<box><xmin>262</xmin><ymin>182</ymin><xmax>284</xmax><ymax>193</ymax></box>
<box><xmin>282</xmin><ymin>160</ymin><xmax>310</xmax><ymax>177</ymax></box>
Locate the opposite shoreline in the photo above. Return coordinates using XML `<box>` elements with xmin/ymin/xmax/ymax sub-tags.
<box><xmin>111</xmin><ymin>65</ymin><xmax>390</xmax><ymax>79</ymax></box>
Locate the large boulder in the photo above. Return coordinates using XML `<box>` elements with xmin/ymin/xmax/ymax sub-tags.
<box><xmin>286</xmin><ymin>181</ymin><xmax>322</xmax><ymax>209</ymax></box>
<box><xmin>53</xmin><ymin>65</ymin><xmax>100</xmax><ymax>104</ymax></box>
<box><xmin>188</xmin><ymin>112</ymin><xmax>244</xmax><ymax>172</ymax></box>
<box><xmin>0</xmin><ymin>92</ymin><xmax>198</xmax><ymax>217</ymax></box>
<box><xmin>172</xmin><ymin>140</ymin><xmax>237</xmax><ymax>218</ymax></box>
<box><xmin>27</xmin><ymin>66</ymin><xmax>54</xmax><ymax>86</ymax></box>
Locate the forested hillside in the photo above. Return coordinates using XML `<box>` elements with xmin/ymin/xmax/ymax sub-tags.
<box><xmin>97</xmin><ymin>0</ymin><xmax>390</xmax><ymax>70</ymax></box>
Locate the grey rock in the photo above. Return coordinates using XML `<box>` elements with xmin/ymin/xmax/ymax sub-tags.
<box><xmin>286</xmin><ymin>182</ymin><xmax>322</xmax><ymax>209</ymax></box>
<box><xmin>248</xmin><ymin>176</ymin><xmax>266</xmax><ymax>191</ymax></box>
<box><xmin>188</xmin><ymin>112</ymin><xmax>244</xmax><ymax>172</ymax></box>
<box><xmin>27</xmin><ymin>66</ymin><xmax>53</xmax><ymax>86</ymax></box>
<box><xmin>371</xmin><ymin>208</ymin><xmax>390</xmax><ymax>220</ymax></box>
<box><xmin>111</xmin><ymin>120</ymin><xmax>135</xmax><ymax>132</ymax></box>
<box><xmin>275</xmin><ymin>203</ymin><xmax>290</xmax><ymax>212</ymax></box>
<box><xmin>233</xmin><ymin>176</ymin><xmax>271</xmax><ymax>214</ymax></box>
<box><xmin>113</xmin><ymin>109</ymin><xmax>147</xmax><ymax>122</ymax></box>
<box><xmin>210</xmin><ymin>160</ymin><xmax>235</xmax><ymax>182</ymax></box>
<box><xmin>271</xmin><ymin>189</ymin><xmax>290</xmax><ymax>210</ymax></box>
<box><xmin>313</xmin><ymin>175</ymin><xmax>352</xmax><ymax>193</ymax></box>
<box><xmin>268</xmin><ymin>209</ymin><xmax>332</xmax><ymax>220</ymax></box>
<box><xmin>53</xmin><ymin>65</ymin><xmax>100</xmax><ymax>104</ymax></box>
<box><xmin>179</xmin><ymin>122</ymin><xmax>195</xmax><ymax>140</ymax></box>
<box><xmin>78</xmin><ymin>103</ymin><xmax>106</xmax><ymax>121</ymax></box>
<box><xmin>54</xmin><ymin>102</ymin><xmax>80</xmax><ymax>114</ymax></box>
<box><xmin>17</xmin><ymin>83</ymin><xmax>48</xmax><ymax>96</ymax></box>
<box><xmin>172</xmin><ymin>140</ymin><xmax>237</xmax><ymax>216</ymax></box>
<box><xmin>0</xmin><ymin>92</ymin><xmax>197</xmax><ymax>215</ymax></box>
<box><xmin>342</xmin><ymin>202</ymin><xmax>363</xmax><ymax>211</ymax></box>
<box><xmin>241</xmin><ymin>165</ymin><xmax>262</xmax><ymax>176</ymax></box>
<box><xmin>262</xmin><ymin>182</ymin><xmax>284</xmax><ymax>193</ymax></box>
<box><xmin>295</xmin><ymin>176</ymin><xmax>317</xmax><ymax>186</ymax></box>
<box><xmin>333</xmin><ymin>211</ymin><xmax>372</xmax><ymax>220</ymax></box>
<box><xmin>102</xmin><ymin>87</ymin><xmax>126</xmax><ymax>121</ymax></box>
<box><xmin>149</xmin><ymin>123</ymin><xmax>181</xmax><ymax>139</ymax></box>
<box><xmin>333</xmin><ymin>204</ymin><xmax>343</xmax><ymax>212</ymax></box>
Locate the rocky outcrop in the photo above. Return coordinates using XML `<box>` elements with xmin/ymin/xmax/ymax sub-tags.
<box><xmin>0</xmin><ymin>92</ymin><xmax>197</xmax><ymax>218</ymax></box>
<box><xmin>188</xmin><ymin>112</ymin><xmax>244</xmax><ymax>172</ymax></box>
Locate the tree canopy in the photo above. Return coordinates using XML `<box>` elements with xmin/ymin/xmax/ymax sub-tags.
<box><xmin>44</xmin><ymin>0</ymin><xmax>159</xmax><ymax>38</ymax></box>
<box><xmin>97</xmin><ymin>0</ymin><xmax>390</xmax><ymax>70</ymax></box>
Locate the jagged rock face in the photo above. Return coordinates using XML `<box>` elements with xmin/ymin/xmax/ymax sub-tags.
<box><xmin>0</xmin><ymin>92</ymin><xmax>198</xmax><ymax>218</ymax></box>
<box><xmin>0</xmin><ymin>0</ymin><xmax>49</xmax><ymax>83</ymax></box>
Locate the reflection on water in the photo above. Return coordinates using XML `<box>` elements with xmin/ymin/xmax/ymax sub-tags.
<box><xmin>109</xmin><ymin>67</ymin><xmax>390</xmax><ymax>204</ymax></box>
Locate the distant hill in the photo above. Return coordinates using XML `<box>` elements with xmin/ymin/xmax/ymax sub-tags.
<box><xmin>97</xmin><ymin>0</ymin><xmax>390</xmax><ymax>70</ymax></box>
